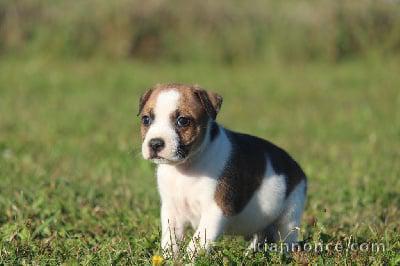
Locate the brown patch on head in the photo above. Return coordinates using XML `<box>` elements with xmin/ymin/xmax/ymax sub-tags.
<box><xmin>215</xmin><ymin>130</ymin><xmax>307</xmax><ymax>216</ymax></box>
<box><xmin>137</xmin><ymin>88</ymin><xmax>153</xmax><ymax>116</ymax></box>
<box><xmin>138</xmin><ymin>83</ymin><xmax>223</xmax><ymax>160</ymax></box>
<box><xmin>168</xmin><ymin>84</ymin><xmax>222</xmax><ymax>158</ymax></box>
<box><xmin>172</xmin><ymin>86</ymin><xmax>209</xmax><ymax>155</ymax></box>
<box><xmin>138</xmin><ymin>87</ymin><xmax>162</xmax><ymax>141</ymax></box>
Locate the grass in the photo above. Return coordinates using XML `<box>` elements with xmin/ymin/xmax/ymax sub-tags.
<box><xmin>0</xmin><ymin>56</ymin><xmax>399</xmax><ymax>264</ymax></box>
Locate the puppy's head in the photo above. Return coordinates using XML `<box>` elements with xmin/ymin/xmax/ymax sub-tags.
<box><xmin>138</xmin><ymin>83</ymin><xmax>222</xmax><ymax>164</ymax></box>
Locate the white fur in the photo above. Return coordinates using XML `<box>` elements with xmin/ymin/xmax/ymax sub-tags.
<box><xmin>157</xmin><ymin>126</ymin><xmax>232</xmax><ymax>256</ymax></box>
<box><xmin>142</xmin><ymin>90</ymin><xmax>181</xmax><ymax>163</ymax></box>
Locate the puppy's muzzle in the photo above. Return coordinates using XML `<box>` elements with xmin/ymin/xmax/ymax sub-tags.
<box><xmin>149</xmin><ymin>138</ymin><xmax>165</xmax><ymax>157</ymax></box>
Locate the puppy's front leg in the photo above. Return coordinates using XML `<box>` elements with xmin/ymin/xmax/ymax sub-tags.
<box><xmin>186</xmin><ymin>206</ymin><xmax>226</xmax><ymax>257</ymax></box>
<box><xmin>161</xmin><ymin>204</ymin><xmax>184</xmax><ymax>257</ymax></box>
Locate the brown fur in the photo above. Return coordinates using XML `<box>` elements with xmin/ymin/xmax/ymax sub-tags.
<box><xmin>138</xmin><ymin>87</ymin><xmax>160</xmax><ymax>140</ymax></box>
<box><xmin>173</xmin><ymin>87</ymin><xmax>209</xmax><ymax>150</ymax></box>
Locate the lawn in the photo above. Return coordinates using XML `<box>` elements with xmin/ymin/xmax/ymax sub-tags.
<box><xmin>0</xmin><ymin>56</ymin><xmax>399</xmax><ymax>264</ymax></box>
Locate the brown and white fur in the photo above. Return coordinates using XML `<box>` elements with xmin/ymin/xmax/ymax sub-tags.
<box><xmin>138</xmin><ymin>83</ymin><xmax>307</xmax><ymax>258</ymax></box>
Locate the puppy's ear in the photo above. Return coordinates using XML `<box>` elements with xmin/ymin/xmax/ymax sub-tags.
<box><xmin>137</xmin><ymin>88</ymin><xmax>153</xmax><ymax>116</ymax></box>
<box><xmin>194</xmin><ymin>88</ymin><xmax>223</xmax><ymax>120</ymax></box>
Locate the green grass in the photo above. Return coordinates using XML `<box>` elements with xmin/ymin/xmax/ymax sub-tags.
<box><xmin>0</xmin><ymin>56</ymin><xmax>399</xmax><ymax>264</ymax></box>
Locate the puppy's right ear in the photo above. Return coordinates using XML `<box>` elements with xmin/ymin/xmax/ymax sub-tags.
<box><xmin>137</xmin><ymin>88</ymin><xmax>153</xmax><ymax>116</ymax></box>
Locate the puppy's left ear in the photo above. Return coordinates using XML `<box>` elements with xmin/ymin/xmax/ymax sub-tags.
<box><xmin>137</xmin><ymin>88</ymin><xmax>153</xmax><ymax>116</ymax></box>
<box><xmin>194</xmin><ymin>88</ymin><xmax>223</xmax><ymax>120</ymax></box>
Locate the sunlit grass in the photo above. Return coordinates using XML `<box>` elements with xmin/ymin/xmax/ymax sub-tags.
<box><xmin>0</xmin><ymin>56</ymin><xmax>399</xmax><ymax>264</ymax></box>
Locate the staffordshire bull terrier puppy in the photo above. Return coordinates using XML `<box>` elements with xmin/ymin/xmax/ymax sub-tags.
<box><xmin>138</xmin><ymin>83</ymin><xmax>307</xmax><ymax>257</ymax></box>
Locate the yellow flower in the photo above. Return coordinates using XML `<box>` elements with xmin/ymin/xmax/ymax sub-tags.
<box><xmin>152</xmin><ymin>255</ymin><xmax>164</xmax><ymax>266</ymax></box>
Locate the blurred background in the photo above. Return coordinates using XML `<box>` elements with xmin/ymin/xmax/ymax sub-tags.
<box><xmin>1</xmin><ymin>0</ymin><xmax>400</xmax><ymax>63</ymax></box>
<box><xmin>0</xmin><ymin>0</ymin><xmax>399</xmax><ymax>264</ymax></box>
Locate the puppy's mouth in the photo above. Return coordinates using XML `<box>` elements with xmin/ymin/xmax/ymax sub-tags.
<box><xmin>148</xmin><ymin>151</ymin><xmax>177</xmax><ymax>163</ymax></box>
<box><xmin>148</xmin><ymin>146</ymin><xmax>190</xmax><ymax>165</ymax></box>
<box><xmin>150</xmin><ymin>154</ymin><xmax>164</xmax><ymax>160</ymax></box>
<box><xmin>150</xmin><ymin>157</ymin><xmax>170</xmax><ymax>164</ymax></box>
<box><xmin>149</xmin><ymin>156</ymin><xmax>182</xmax><ymax>165</ymax></box>
<box><xmin>149</xmin><ymin>153</ymin><xmax>168</xmax><ymax>161</ymax></box>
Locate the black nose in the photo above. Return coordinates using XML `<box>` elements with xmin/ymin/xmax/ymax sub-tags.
<box><xmin>149</xmin><ymin>138</ymin><xmax>165</xmax><ymax>153</ymax></box>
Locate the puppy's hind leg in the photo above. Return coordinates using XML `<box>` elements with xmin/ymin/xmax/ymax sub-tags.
<box><xmin>247</xmin><ymin>232</ymin><xmax>264</xmax><ymax>254</ymax></box>
<box><xmin>274</xmin><ymin>181</ymin><xmax>306</xmax><ymax>252</ymax></box>
<box><xmin>246</xmin><ymin>224</ymin><xmax>276</xmax><ymax>255</ymax></box>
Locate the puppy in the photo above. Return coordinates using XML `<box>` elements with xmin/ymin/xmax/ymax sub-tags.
<box><xmin>138</xmin><ymin>83</ymin><xmax>307</xmax><ymax>257</ymax></box>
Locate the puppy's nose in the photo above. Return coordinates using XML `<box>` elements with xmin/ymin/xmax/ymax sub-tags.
<box><xmin>149</xmin><ymin>138</ymin><xmax>165</xmax><ymax>153</ymax></box>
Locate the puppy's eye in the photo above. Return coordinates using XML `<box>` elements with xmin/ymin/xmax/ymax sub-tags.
<box><xmin>176</xmin><ymin>116</ymin><xmax>190</xmax><ymax>127</ymax></box>
<box><xmin>142</xmin><ymin>115</ymin><xmax>152</xmax><ymax>126</ymax></box>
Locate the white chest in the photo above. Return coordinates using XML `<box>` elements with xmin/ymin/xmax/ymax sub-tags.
<box><xmin>157</xmin><ymin>165</ymin><xmax>218</xmax><ymax>227</ymax></box>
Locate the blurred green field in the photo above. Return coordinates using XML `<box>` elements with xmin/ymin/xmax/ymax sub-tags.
<box><xmin>0</xmin><ymin>56</ymin><xmax>399</xmax><ymax>264</ymax></box>
<box><xmin>1</xmin><ymin>0</ymin><xmax>400</xmax><ymax>63</ymax></box>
